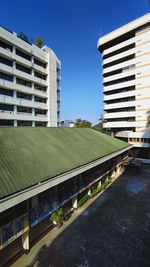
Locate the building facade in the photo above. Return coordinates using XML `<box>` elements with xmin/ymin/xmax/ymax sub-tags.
<box><xmin>0</xmin><ymin>26</ymin><xmax>61</xmax><ymax>127</ymax></box>
<box><xmin>97</xmin><ymin>13</ymin><xmax>150</xmax><ymax>159</ymax></box>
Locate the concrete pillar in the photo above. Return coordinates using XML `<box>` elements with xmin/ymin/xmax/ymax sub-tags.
<box><xmin>32</xmin><ymin>95</ymin><xmax>35</xmax><ymax>102</ymax></box>
<box><xmin>13</xmin><ymin>90</ymin><xmax>17</xmax><ymax>98</ymax></box>
<box><xmin>22</xmin><ymin>231</ymin><xmax>29</xmax><ymax>252</ymax></box>
<box><xmin>14</xmin><ymin>120</ymin><xmax>17</xmax><ymax>127</ymax></box>
<box><xmin>13</xmin><ymin>105</ymin><xmax>17</xmax><ymax>114</ymax></box>
<box><xmin>12</xmin><ymin>46</ymin><xmax>16</xmax><ymax>54</ymax></box>
<box><xmin>72</xmin><ymin>196</ymin><xmax>77</xmax><ymax>209</ymax></box>
<box><xmin>87</xmin><ymin>188</ymin><xmax>91</xmax><ymax>196</ymax></box>
<box><xmin>32</xmin><ymin>107</ymin><xmax>35</xmax><ymax>116</ymax></box>
<box><xmin>32</xmin><ymin>121</ymin><xmax>35</xmax><ymax>127</ymax></box>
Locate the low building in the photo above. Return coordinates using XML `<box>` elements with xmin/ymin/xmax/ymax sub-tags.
<box><xmin>0</xmin><ymin>128</ymin><xmax>131</xmax><ymax>265</ymax></box>
<box><xmin>60</xmin><ymin>120</ymin><xmax>75</xmax><ymax>127</ymax></box>
<box><xmin>0</xmin><ymin>26</ymin><xmax>61</xmax><ymax>127</ymax></box>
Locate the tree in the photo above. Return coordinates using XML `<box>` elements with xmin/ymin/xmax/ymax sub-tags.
<box><xmin>92</xmin><ymin>115</ymin><xmax>108</xmax><ymax>134</ymax></box>
<box><xmin>35</xmin><ymin>37</ymin><xmax>43</xmax><ymax>48</ymax></box>
<box><xmin>74</xmin><ymin>119</ymin><xmax>92</xmax><ymax>128</ymax></box>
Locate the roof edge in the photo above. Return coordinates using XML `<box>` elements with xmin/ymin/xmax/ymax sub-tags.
<box><xmin>0</xmin><ymin>145</ymin><xmax>131</xmax><ymax>213</ymax></box>
<box><xmin>97</xmin><ymin>13</ymin><xmax>150</xmax><ymax>49</ymax></box>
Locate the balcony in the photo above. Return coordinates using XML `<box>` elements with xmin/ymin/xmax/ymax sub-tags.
<box><xmin>34</xmin><ymin>63</ymin><xmax>47</xmax><ymax>75</ymax></box>
<box><xmin>103</xmin><ymin>121</ymin><xmax>147</xmax><ymax>128</ymax></box>
<box><xmin>104</xmin><ymin>90</ymin><xmax>136</xmax><ymax>102</ymax></box>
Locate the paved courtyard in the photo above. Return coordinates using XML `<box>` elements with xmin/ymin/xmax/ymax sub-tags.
<box><xmin>12</xmin><ymin>170</ymin><xmax>150</xmax><ymax>267</ymax></box>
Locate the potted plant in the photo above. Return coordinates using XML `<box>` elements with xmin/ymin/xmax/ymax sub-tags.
<box><xmin>50</xmin><ymin>208</ymin><xmax>64</xmax><ymax>227</ymax></box>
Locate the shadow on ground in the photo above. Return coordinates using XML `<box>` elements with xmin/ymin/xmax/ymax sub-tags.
<box><xmin>25</xmin><ymin>171</ymin><xmax>150</xmax><ymax>267</ymax></box>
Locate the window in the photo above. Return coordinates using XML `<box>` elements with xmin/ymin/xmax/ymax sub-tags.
<box><xmin>35</xmin><ymin>121</ymin><xmax>47</xmax><ymax>127</ymax></box>
<box><xmin>17</xmin><ymin>92</ymin><xmax>32</xmax><ymax>100</ymax></box>
<box><xmin>16</xmin><ymin>49</ymin><xmax>31</xmax><ymax>61</ymax></box>
<box><xmin>34</xmin><ymin>84</ymin><xmax>47</xmax><ymax>92</ymax></box>
<box><xmin>34</xmin><ymin>71</ymin><xmax>47</xmax><ymax>80</ymax></box>
<box><xmin>0</xmin><ymin>72</ymin><xmax>13</xmax><ymax>82</ymax></box>
<box><xmin>35</xmin><ymin>96</ymin><xmax>47</xmax><ymax>103</ymax></box>
<box><xmin>0</xmin><ymin>104</ymin><xmax>13</xmax><ymax>112</ymax></box>
<box><xmin>17</xmin><ymin>106</ymin><xmax>32</xmax><ymax>114</ymax></box>
<box><xmin>0</xmin><ymin>120</ymin><xmax>13</xmax><ymax>126</ymax></box>
<box><xmin>16</xmin><ymin>63</ymin><xmax>31</xmax><ymax>74</ymax></box>
<box><xmin>0</xmin><ymin>56</ymin><xmax>13</xmax><ymax>67</ymax></box>
<box><xmin>17</xmin><ymin>121</ymin><xmax>32</xmax><ymax>126</ymax></box>
<box><xmin>16</xmin><ymin>78</ymin><xmax>32</xmax><ymax>87</ymax></box>
<box><xmin>0</xmin><ymin>88</ymin><xmax>13</xmax><ymax>97</ymax></box>
<box><xmin>35</xmin><ymin>109</ymin><xmax>47</xmax><ymax>116</ymax></box>
<box><xmin>34</xmin><ymin>58</ymin><xmax>47</xmax><ymax>68</ymax></box>
<box><xmin>0</xmin><ymin>40</ymin><xmax>12</xmax><ymax>51</ymax></box>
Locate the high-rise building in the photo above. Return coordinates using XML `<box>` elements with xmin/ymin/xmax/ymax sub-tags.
<box><xmin>0</xmin><ymin>26</ymin><xmax>61</xmax><ymax>127</ymax></box>
<box><xmin>97</xmin><ymin>13</ymin><xmax>150</xmax><ymax>160</ymax></box>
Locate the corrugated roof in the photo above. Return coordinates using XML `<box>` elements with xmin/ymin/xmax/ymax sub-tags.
<box><xmin>0</xmin><ymin>128</ymin><xmax>129</xmax><ymax>199</ymax></box>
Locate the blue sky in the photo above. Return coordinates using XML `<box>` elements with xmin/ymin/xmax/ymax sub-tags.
<box><xmin>1</xmin><ymin>0</ymin><xmax>149</xmax><ymax>124</ymax></box>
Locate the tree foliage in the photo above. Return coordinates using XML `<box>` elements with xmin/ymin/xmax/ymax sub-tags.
<box><xmin>35</xmin><ymin>37</ymin><xmax>43</xmax><ymax>48</ymax></box>
<box><xmin>74</xmin><ymin>119</ymin><xmax>92</xmax><ymax>128</ymax></box>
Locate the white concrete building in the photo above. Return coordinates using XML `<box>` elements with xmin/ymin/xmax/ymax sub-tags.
<box><xmin>0</xmin><ymin>26</ymin><xmax>61</xmax><ymax>127</ymax></box>
<box><xmin>97</xmin><ymin>13</ymin><xmax>150</xmax><ymax>158</ymax></box>
<box><xmin>61</xmin><ymin>120</ymin><xmax>75</xmax><ymax>128</ymax></box>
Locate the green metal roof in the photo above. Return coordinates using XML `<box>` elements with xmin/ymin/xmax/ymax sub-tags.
<box><xmin>0</xmin><ymin>128</ymin><xmax>129</xmax><ymax>199</ymax></box>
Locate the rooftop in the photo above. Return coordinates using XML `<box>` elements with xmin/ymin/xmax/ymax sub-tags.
<box><xmin>97</xmin><ymin>13</ymin><xmax>150</xmax><ymax>48</ymax></box>
<box><xmin>0</xmin><ymin>128</ymin><xmax>129</xmax><ymax>199</ymax></box>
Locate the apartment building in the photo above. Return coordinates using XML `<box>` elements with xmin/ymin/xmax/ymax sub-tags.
<box><xmin>97</xmin><ymin>13</ymin><xmax>150</xmax><ymax>160</ymax></box>
<box><xmin>0</xmin><ymin>26</ymin><xmax>61</xmax><ymax>127</ymax></box>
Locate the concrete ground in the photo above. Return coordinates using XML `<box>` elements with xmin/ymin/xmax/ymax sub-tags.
<box><xmin>11</xmin><ymin>170</ymin><xmax>150</xmax><ymax>267</ymax></box>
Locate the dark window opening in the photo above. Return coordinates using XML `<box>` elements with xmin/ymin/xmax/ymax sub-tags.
<box><xmin>0</xmin><ymin>40</ymin><xmax>12</xmax><ymax>51</ymax></box>
<box><xmin>0</xmin><ymin>56</ymin><xmax>13</xmax><ymax>67</ymax></box>
<box><xmin>103</xmin><ymin>54</ymin><xmax>135</xmax><ymax>68</ymax></box>
<box><xmin>0</xmin><ymin>72</ymin><xmax>13</xmax><ymax>81</ymax></box>
<box><xmin>34</xmin><ymin>84</ymin><xmax>47</xmax><ymax>92</ymax></box>
<box><xmin>34</xmin><ymin>71</ymin><xmax>47</xmax><ymax>80</ymax></box>
<box><xmin>104</xmin><ymin>75</ymin><xmax>135</xmax><ymax>86</ymax></box>
<box><xmin>106</xmin><ymin>117</ymin><xmax>135</xmax><ymax>122</ymax></box>
<box><xmin>34</xmin><ymin>58</ymin><xmax>47</xmax><ymax>68</ymax></box>
<box><xmin>17</xmin><ymin>106</ymin><xmax>32</xmax><ymax>114</ymax></box>
<box><xmin>99</xmin><ymin>30</ymin><xmax>135</xmax><ymax>52</ymax></box>
<box><xmin>17</xmin><ymin>92</ymin><xmax>32</xmax><ymax>100</ymax></box>
<box><xmin>16</xmin><ymin>78</ymin><xmax>32</xmax><ymax>87</ymax></box>
<box><xmin>105</xmin><ymin>106</ymin><xmax>135</xmax><ymax>113</ymax></box>
<box><xmin>16</xmin><ymin>63</ymin><xmax>31</xmax><ymax>74</ymax></box>
<box><xmin>0</xmin><ymin>104</ymin><xmax>13</xmax><ymax>111</ymax></box>
<box><xmin>16</xmin><ymin>49</ymin><xmax>31</xmax><ymax>61</ymax></box>
<box><xmin>35</xmin><ymin>96</ymin><xmax>47</xmax><ymax>103</ymax></box>
<box><xmin>17</xmin><ymin>120</ymin><xmax>32</xmax><ymax>126</ymax></box>
<box><xmin>0</xmin><ymin>88</ymin><xmax>13</xmax><ymax>97</ymax></box>
<box><xmin>35</xmin><ymin>109</ymin><xmax>47</xmax><ymax>116</ymax></box>
<box><xmin>104</xmin><ymin>85</ymin><xmax>135</xmax><ymax>95</ymax></box>
<box><xmin>105</xmin><ymin>96</ymin><xmax>135</xmax><ymax>104</ymax></box>
<box><xmin>103</xmin><ymin>43</ymin><xmax>135</xmax><ymax>59</ymax></box>
<box><xmin>35</xmin><ymin>121</ymin><xmax>47</xmax><ymax>126</ymax></box>
<box><xmin>0</xmin><ymin>120</ymin><xmax>13</xmax><ymax>126</ymax></box>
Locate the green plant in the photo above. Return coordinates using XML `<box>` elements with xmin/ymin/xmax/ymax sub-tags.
<box><xmin>91</xmin><ymin>188</ymin><xmax>98</xmax><ymax>198</ymax></box>
<box><xmin>77</xmin><ymin>194</ymin><xmax>91</xmax><ymax>208</ymax></box>
<box><xmin>35</xmin><ymin>37</ymin><xmax>43</xmax><ymax>48</ymax></box>
<box><xmin>50</xmin><ymin>208</ymin><xmax>64</xmax><ymax>226</ymax></box>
